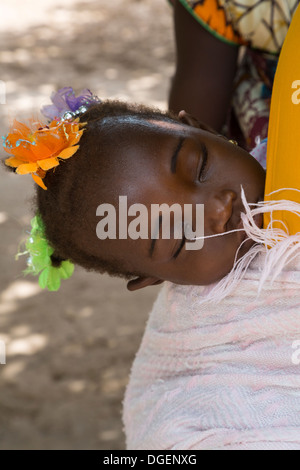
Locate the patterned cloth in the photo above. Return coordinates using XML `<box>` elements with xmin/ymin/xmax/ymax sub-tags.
<box><xmin>228</xmin><ymin>49</ymin><xmax>277</xmax><ymax>150</ymax></box>
<box><xmin>175</xmin><ymin>0</ymin><xmax>299</xmax><ymax>52</ymax></box>
<box><xmin>169</xmin><ymin>0</ymin><xmax>299</xmax><ymax>149</ymax></box>
<box><xmin>123</xmin><ymin>255</ymin><xmax>300</xmax><ymax>450</ymax></box>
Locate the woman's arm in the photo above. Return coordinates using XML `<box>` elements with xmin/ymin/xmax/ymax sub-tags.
<box><xmin>168</xmin><ymin>0</ymin><xmax>240</xmax><ymax>132</ymax></box>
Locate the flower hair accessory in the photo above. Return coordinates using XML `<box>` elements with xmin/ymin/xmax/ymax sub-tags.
<box><xmin>18</xmin><ymin>214</ymin><xmax>74</xmax><ymax>291</ymax></box>
<box><xmin>41</xmin><ymin>86</ymin><xmax>101</xmax><ymax>121</ymax></box>
<box><xmin>2</xmin><ymin>87</ymin><xmax>101</xmax><ymax>290</ymax></box>
<box><xmin>3</xmin><ymin>118</ymin><xmax>86</xmax><ymax>189</ymax></box>
<box><xmin>3</xmin><ymin>87</ymin><xmax>101</xmax><ymax>190</ymax></box>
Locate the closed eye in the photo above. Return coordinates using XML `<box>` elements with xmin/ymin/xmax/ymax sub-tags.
<box><xmin>198</xmin><ymin>143</ymin><xmax>208</xmax><ymax>181</ymax></box>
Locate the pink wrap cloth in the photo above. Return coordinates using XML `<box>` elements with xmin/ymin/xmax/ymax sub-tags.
<box><xmin>123</xmin><ymin>253</ymin><xmax>300</xmax><ymax>450</ymax></box>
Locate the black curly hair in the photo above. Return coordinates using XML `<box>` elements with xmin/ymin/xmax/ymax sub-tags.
<box><xmin>23</xmin><ymin>100</ymin><xmax>181</xmax><ymax>280</ymax></box>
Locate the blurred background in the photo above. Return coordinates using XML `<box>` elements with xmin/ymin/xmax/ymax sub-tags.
<box><xmin>0</xmin><ymin>0</ymin><xmax>175</xmax><ymax>449</ymax></box>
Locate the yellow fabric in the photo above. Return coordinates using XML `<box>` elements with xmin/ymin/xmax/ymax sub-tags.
<box><xmin>264</xmin><ymin>5</ymin><xmax>300</xmax><ymax>235</ymax></box>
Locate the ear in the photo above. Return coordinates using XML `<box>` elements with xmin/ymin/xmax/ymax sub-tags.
<box><xmin>178</xmin><ymin>110</ymin><xmax>218</xmax><ymax>135</ymax></box>
<box><xmin>126</xmin><ymin>276</ymin><xmax>164</xmax><ymax>292</ymax></box>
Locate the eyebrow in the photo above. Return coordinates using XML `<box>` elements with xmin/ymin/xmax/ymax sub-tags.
<box><xmin>171</xmin><ymin>137</ymin><xmax>185</xmax><ymax>173</ymax></box>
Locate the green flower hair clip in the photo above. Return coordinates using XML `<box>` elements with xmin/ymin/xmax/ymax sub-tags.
<box><xmin>17</xmin><ymin>214</ymin><xmax>74</xmax><ymax>291</ymax></box>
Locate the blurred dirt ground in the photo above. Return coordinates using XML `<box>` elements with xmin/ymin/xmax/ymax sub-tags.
<box><xmin>0</xmin><ymin>0</ymin><xmax>175</xmax><ymax>449</ymax></box>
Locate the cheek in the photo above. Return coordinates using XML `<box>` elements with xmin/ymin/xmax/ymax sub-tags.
<box><xmin>194</xmin><ymin>233</ymin><xmax>244</xmax><ymax>283</ymax></box>
<box><xmin>160</xmin><ymin>237</ymin><xmax>239</xmax><ymax>286</ymax></box>
<box><xmin>240</xmin><ymin>157</ymin><xmax>266</xmax><ymax>188</ymax></box>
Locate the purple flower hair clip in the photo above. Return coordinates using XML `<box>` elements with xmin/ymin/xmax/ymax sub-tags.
<box><xmin>41</xmin><ymin>87</ymin><xmax>101</xmax><ymax>121</ymax></box>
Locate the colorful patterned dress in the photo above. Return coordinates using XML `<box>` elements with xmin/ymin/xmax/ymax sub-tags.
<box><xmin>169</xmin><ymin>0</ymin><xmax>299</xmax><ymax>149</ymax></box>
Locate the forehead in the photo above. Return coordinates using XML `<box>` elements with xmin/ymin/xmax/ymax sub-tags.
<box><xmin>114</xmin><ymin>118</ymin><xmax>190</xmax><ymax>174</ymax></box>
<box><xmin>94</xmin><ymin>118</ymin><xmax>191</xmax><ymax>207</ymax></box>
<box><xmin>102</xmin><ymin>115</ymin><xmax>190</xmax><ymax>138</ymax></box>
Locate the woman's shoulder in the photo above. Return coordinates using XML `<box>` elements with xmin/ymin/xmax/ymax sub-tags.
<box><xmin>170</xmin><ymin>0</ymin><xmax>298</xmax><ymax>53</ymax></box>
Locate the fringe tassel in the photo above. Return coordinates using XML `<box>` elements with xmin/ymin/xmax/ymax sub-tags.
<box><xmin>195</xmin><ymin>186</ymin><xmax>300</xmax><ymax>305</ymax></box>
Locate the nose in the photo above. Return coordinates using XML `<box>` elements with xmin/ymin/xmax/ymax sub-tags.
<box><xmin>206</xmin><ymin>189</ymin><xmax>237</xmax><ymax>234</ymax></box>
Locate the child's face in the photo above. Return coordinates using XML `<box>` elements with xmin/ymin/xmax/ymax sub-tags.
<box><xmin>92</xmin><ymin>115</ymin><xmax>266</xmax><ymax>290</ymax></box>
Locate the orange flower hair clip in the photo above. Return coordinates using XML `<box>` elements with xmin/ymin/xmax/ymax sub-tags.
<box><xmin>2</xmin><ymin>87</ymin><xmax>101</xmax><ymax>189</ymax></box>
<box><xmin>3</xmin><ymin>118</ymin><xmax>86</xmax><ymax>190</ymax></box>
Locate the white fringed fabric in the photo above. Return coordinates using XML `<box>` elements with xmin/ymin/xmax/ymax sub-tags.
<box><xmin>123</xmin><ymin>246</ymin><xmax>300</xmax><ymax>449</ymax></box>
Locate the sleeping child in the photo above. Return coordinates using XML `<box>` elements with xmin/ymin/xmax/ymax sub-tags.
<box><xmin>2</xmin><ymin>4</ymin><xmax>300</xmax><ymax>450</ymax></box>
<box><xmin>2</xmin><ymin>91</ymin><xmax>266</xmax><ymax>292</ymax></box>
